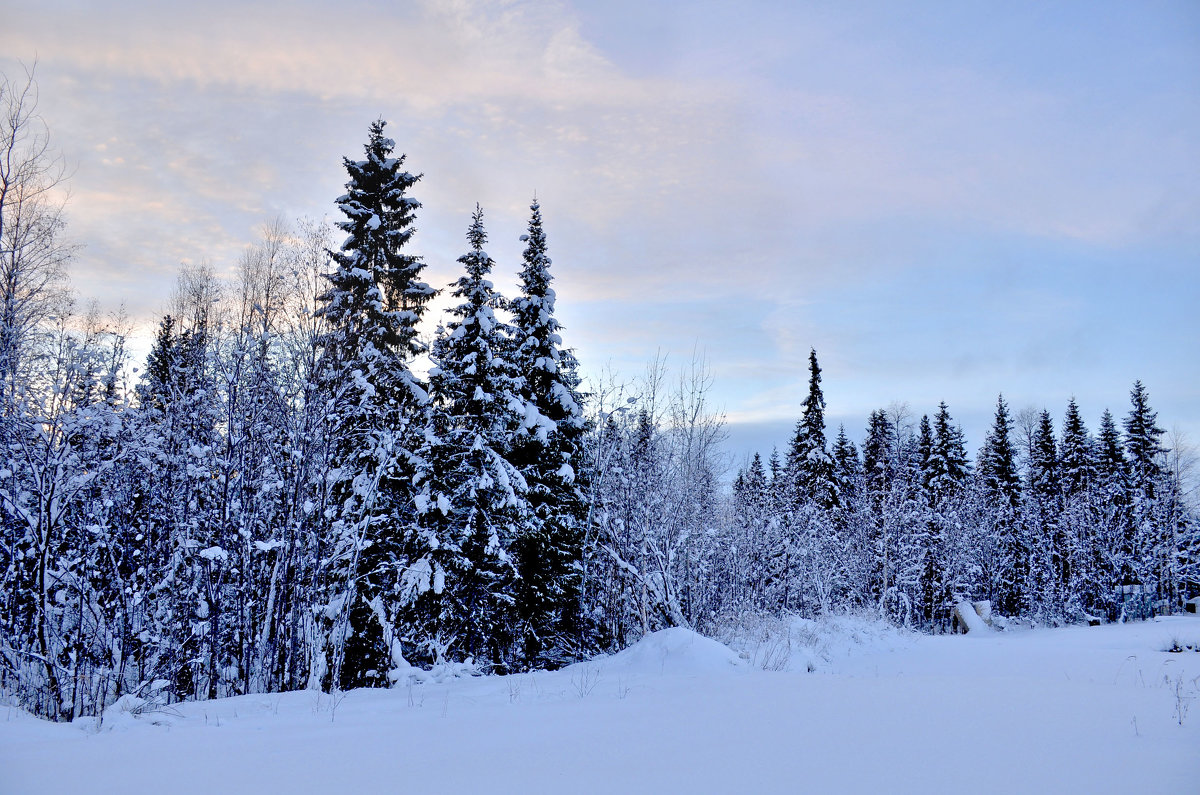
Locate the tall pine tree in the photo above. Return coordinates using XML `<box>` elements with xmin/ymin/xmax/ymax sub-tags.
<box><xmin>508</xmin><ymin>199</ymin><xmax>588</xmax><ymax>667</ymax></box>
<box><xmin>315</xmin><ymin>120</ymin><xmax>433</xmax><ymax>689</ymax></box>
<box><xmin>422</xmin><ymin>206</ymin><xmax>530</xmax><ymax>670</ymax></box>
<box><xmin>1123</xmin><ymin>381</ymin><xmax>1165</xmax><ymax>500</ymax></box>
<box><xmin>789</xmin><ymin>349</ymin><xmax>837</xmax><ymax>510</ymax></box>
<box><xmin>1122</xmin><ymin>381</ymin><xmax>1170</xmax><ymax>605</ymax></box>
<box><xmin>1059</xmin><ymin>398</ymin><xmax>1095</xmax><ymax>499</ymax></box>
<box><xmin>1027</xmin><ymin>409</ymin><xmax>1065</xmax><ymax>618</ymax></box>
<box><xmin>979</xmin><ymin>394</ymin><xmax>1023</xmax><ymax>615</ymax></box>
<box><xmin>929</xmin><ymin>402</ymin><xmax>970</xmax><ymax>503</ymax></box>
<box><xmin>831</xmin><ymin>424</ymin><xmax>861</xmax><ymax>509</ymax></box>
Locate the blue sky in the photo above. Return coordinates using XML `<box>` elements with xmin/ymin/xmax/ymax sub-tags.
<box><xmin>3</xmin><ymin>0</ymin><xmax>1197</xmax><ymax>465</ymax></box>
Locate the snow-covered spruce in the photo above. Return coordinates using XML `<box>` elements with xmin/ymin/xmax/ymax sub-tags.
<box><xmin>314</xmin><ymin>119</ymin><xmax>433</xmax><ymax>691</ymax></box>
<box><xmin>412</xmin><ymin>205</ymin><xmax>531</xmax><ymax>671</ymax></box>
<box><xmin>507</xmin><ymin>199</ymin><xmax>588</xmax><ymax>668</ymax></box>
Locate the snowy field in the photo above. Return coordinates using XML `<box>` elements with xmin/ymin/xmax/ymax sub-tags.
<box><xmin>3</xmin><ymin>616</ymin><xmax>1198</xmax><ymax>794</ymax></box>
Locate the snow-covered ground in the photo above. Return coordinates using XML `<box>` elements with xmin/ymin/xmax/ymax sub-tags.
<box><xmin>3</xmin><ymin>616</ymin><xmax>1198</xmax><ymax>793</ymax></box>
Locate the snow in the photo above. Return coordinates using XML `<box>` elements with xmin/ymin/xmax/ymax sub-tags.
<box><xmin>2</xmin><ymin>616</ymin><xmax>1198</xmax><ymax>793</ymax></box>
<box><xmin>955</xmin><ymin>599</ymin><xmax>991</xmax><ymax>634</ymax></box>
<box><xmin>582</xmin><ymin>626</ymin><xmax>745</xmax><ymax>676</ymax></box>
<box><xmin>198</xmin><ymin>545</ymin><xmax>227</xmax><ymax>562</ymax></box>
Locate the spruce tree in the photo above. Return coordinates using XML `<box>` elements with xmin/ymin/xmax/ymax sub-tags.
<box><xmin>1122</xmin><ymin>381</ymin><xmax>1170</xmax><ymax>605</ymax></box>
<box><xmin>980</xmin><ymin>394</ymin><xmax>1023</xmax><ymax>614</ymax></box>
<box><xmin>732</xmin><ymin>452</ymin><xmax>773</xmax><ymax>610</ymax></box>
<box><xmin>1123</xmin><ymin>381</ymin><xmax>1165</xmax><ymax>500</ymax></box>
<box><xmin>788</xmin><ymin>349</ymin><xmax>837</xmax><ymax>510</ymax></box>
<box><xmin>423</xmin><ymin>206</ymin><xmax>530</xmax><ymax>669</ymax></box>
<box><xmin>1093</xmin><ymin>408</ymin><xmax>1132</xmax><ymax>605</ymax></box>
<box><xmin>1058</xmin><ymin>398</ymin><xmax>1095</xmax><ymax>499</ymax></box>
<box><xmin>767</xmin><ymin>447</ymin><xmax>785</xmax><ymax>510</ymax></box>
<box><xmin>862</xmin><ymin>409</ymin><xmax>895</xmax><ymax>510</ymax></box>
<box><xmin>131</xmin><ymin>295</ymin><xmax>224</xmax><ymax>699</ymax></box>
<box><xmin>1029</xmin><ymin>410</ymin><xmax>1060</xmax><ymax>506</ymax></box>
<box><xmin>916</xmin><ymin>415</ymin><xmax>934</xmax><ymax>495</ymax></box>
<box><xmin>943</xmin><ymin>407</ymin><xmax>969</xmax><ymax>481</ymax></box>
<box><xmin>914</xmin><ymin>413</ymin><xmax>946</xmax><ymax>626</ymax></box>
<box><xmin>136</xmin><ymin>315</ymin><xmax>177</xmax><ymax>415</ymax></box>
<box><xmin>508</xmin><ymin>199</ymin><xmax>588</xmax><ymax>667</ymax></box>
<box><xmin>1057</xmin><ymin>398</ymin><xmax>1101</xmax><ymax>614</ymax></box>
<box><xmin>1027</xmin><ymin>409</ymin><xmax>1065</xmax><ymax>617</ymax></box>
<box><xmin>315</xmin><ymin>120</ymin><xmax>433</xmax><ymax>689</ymax></box>
<box><xmin>1096</xmin><ymin>409</ymin><xmax>1128</xmax><ymax>486</ymax></box>
<box><xmin>980</xmin><ymin>395</ymin><xmax>1021</xmax><ymax>507</ymax></box>
<box><xmin>926</xmin><ymin>402</ymin><xmax>970</xmax><ymax>621</ymax></box>
<box><xmin>860</xmin><ymin>408</ymin><xmax>895</xmax><ymax>599</ymax></box>
<box><xmin>831</xmin><ymin>424</ymin><xmax>861</xmax><ymax>508</ymax></box>
<box><xmin>916</xmin><ymin>408</ymin><xmax>964</xmax><ymax>624</ymax></box>
<box><xmin>929</xmin><ymin>401</ymin><xmax>969</xmax><ymax>505</ymax></box>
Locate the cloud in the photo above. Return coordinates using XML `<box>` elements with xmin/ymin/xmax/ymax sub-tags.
<box><xmin>2</xmin><ymin>0</ymin><xmax>1197</xmax><ymax>448</ymax></box>
<box><xmin>9</xmin><ymin>1</ymin><xmax>1195</xmax><ymax>304</ymax></box>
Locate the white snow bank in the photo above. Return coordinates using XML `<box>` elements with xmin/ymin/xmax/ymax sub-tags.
<box><xmin>97</xmin><ymin>694</ymin><xmax>148</xmax><ymax>732</ymax></box>
<box><xmin>2</xmin><ymin>618</ymin><xmax>1198</xmax><ymax>794</ymax></box>
<box><xmin>954</xmin><ymin>600</ymin><xmax>991</xmax><ymax>634</ymax></box>
<box><xmin>589</xmin><ymin>627</ymin><xmax>744</xmax><ymax>676</ymax></box>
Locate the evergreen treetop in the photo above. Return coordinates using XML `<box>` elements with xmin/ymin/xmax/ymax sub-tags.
<box><xmin>432</xmin><ymin>205</ymin><xmax>524</xmax><ymax>442</ymax></box>
<box><xmin>832</xmin><ymin>424</ymin><xmax>861</xmax><ymax>505</ymax></box>
<box><xmin>1058</xmin><ymin>397</ymin><xmax>1095</xmax><ymax>498</ymax></box>
<box><xmin>1123</xmin><ymin>380</ymin><xmax>1166</xmax><ymax>496</ymax></box>
<box><xmin>862</xmin><ymin>409</ymin><xmax>894</xmax><ymax>503</ymax></box>
<box><xmin>916</xmin><ymin>414</ymin><xmax>934</xmax><ymax>495</ymax></box>
<box><xmin>1029</xmin><ymin>409</ymin><xmax>1059</xmax><ymax>505</ymax></box>
<box><xmin>789</xmin><ymin>349</ymin><xmax>837</xmax><ymax>509</ymax></box>
<box><xmin>1096</xmin><ymin>408</ymin><xmax>1128</xmax><ymax>487</ymax></box>
<box><xmin>980</xmin><ymin>394</ymin><xmax>1020</xmax><ymax>509</ymax></box>
<box><xmin>929</xmin><ymin>401</ymin><xmax>969</xmax><ymax>503</ymax></box>
<box><xmin>319</xmin><ymin>119</ymin><xmax>433</xmax><ymax>390</ymax></box>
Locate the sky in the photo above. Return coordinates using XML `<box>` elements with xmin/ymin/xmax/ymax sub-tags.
<box><xmin>3</xmin><ymin>0</ymin><xmax>1198</xmax><ymax>468</ymax></box>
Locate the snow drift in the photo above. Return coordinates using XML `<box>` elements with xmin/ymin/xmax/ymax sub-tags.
<box><xmin>586</xmin><ymin>627</ymin><xmax>745</xmax><ymax>676</ymax></box>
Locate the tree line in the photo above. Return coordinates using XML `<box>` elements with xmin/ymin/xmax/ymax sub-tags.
<box><xmin>584</xmin><ymin>349</ymin><xmax>1197</xmax><ymax>649</ymax></box>
<box><xmin>1</xmin><ymin>73</ymin><xmax>1196</xmax><ymax>722</ymax></box>
<box><xmin>717</xmin><ymin>353</ymin><xmax>1197</xmax><ymax>630</ymax></box>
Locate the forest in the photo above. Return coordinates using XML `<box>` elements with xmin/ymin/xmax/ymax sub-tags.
<box><xmin>2</xmin><ymin>83</ymin><xmax>1197</xmax><ymax>721</ymax></box>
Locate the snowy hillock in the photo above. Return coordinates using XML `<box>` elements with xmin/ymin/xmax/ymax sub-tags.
<box><xmin>586</xmin><ymin>627</ymin><xmax>745</xmax><ymax>676</ymax></box>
